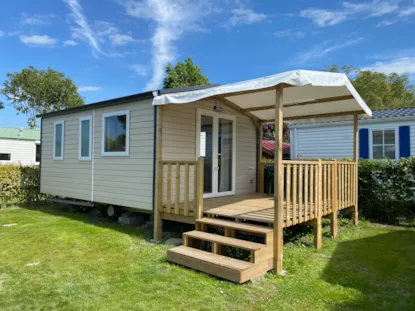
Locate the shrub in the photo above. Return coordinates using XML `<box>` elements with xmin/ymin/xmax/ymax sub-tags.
<box><xmin>0</xmin><ymin>165</ymin><xmax>44</xmax><ymax>203</ymax></box>
<box><xmin>358</xmin><ymin>158</ymin><xmax>415</xmax><ymax>224</ymax></box>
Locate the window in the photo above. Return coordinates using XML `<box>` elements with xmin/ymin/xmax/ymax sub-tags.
<box><xmin>372</xmin><ymin>129</ymin><xmax>396</xmax><ymax>160</ymax></box>
<box><xmin>0</xmin><ymin>153</ymin><xmax>11</xmax><ymax>161</ymax></box>
<box><xmin>79</xmin><ymin>116</ymin><xmax>92</xmax><ymax>160</ymax></box>
<box><xmin>35</xmin><ymin>144</ymin><xmax>41</xmax><ymax>163</ymax></box>
<box><xmin>101</xmin><ymin>110</ymin><xmax>129</xmax><ymax>156</ymax></box>
<box><xmin>53</xmin><ymin>120</ymin><xmax>64</xmax><ymax>160</ymax></box>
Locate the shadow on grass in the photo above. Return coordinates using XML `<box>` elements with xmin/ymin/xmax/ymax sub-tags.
<box><xmin>17</xmin><ymin>202</ymin><xmax>194</xmax><ymax>242</ymax></box>
<box><xmin>322</xmin><ymin>230</ymin><xmax>415</xmax><ymax>310</ymax></box>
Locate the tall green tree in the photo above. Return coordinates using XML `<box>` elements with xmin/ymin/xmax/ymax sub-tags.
<box><xmin>325</xmin><ymin>65</ymin><xmax>415</xmax><ymax>109</ymax></box>
<box><xmin>1</xmin><ymin>66</ymin><xmax>84</xmax><ymax>128</ymax></box>
<box><xmin>163</xmin><ymin>57</ymin><xmax>210</xmax><ymax>89</ymax></box>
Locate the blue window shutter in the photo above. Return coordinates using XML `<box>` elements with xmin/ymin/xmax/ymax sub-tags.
<box><xmin>399</xmin><ymin>126</ymin><xmax>410</xmax><ymax>158</ymax></box>
<box><xmin>359</xmin><ymin>128</ymin><xmax>369</xmax><ymax>159</ymax></box>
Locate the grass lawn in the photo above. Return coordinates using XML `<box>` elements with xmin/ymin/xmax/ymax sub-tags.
<box><xmin>0</xmin><ymin>204</ymin><xmax>414</xmax><ymax>311</ymax></box>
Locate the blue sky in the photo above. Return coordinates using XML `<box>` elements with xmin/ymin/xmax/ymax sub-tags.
<box><xmin>0</xmin><ymin>0</ymin><xmax>414</xmax><ymax>128</ymax></box>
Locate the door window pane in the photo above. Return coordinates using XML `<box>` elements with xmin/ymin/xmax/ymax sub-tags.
<box><xmin>201</xmin><ymin>115</ymin><xmax>213</xmax><ymax>194</ymax></box>
<box><xmin>105</xmin><ymin>115</ymin><xmax>127</xmax><ymax>152</ymax></box>
<box><xmin>218</xmin><ymin>118</ymin><xmax>233</xmax><ymax>192</ymax></box>
<box><xmin>81</xmin><ymin>119</ymin><xmax>90</xmax><ymax>158</ymax></box>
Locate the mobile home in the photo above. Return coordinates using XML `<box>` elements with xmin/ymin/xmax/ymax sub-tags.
<box><xmin>0</xmin><ymin>127</ymin><xmax>40</xmax><ymax>166</ymax></box>
<box><xmin>289</xmin><ymin>107</ymin><xmax>415</xmax><ymax>160</ymax></box>
<box><xmin>39</xmin><ymin>70</ymin><xmax>371</xmax><ymax>283</ymax></box>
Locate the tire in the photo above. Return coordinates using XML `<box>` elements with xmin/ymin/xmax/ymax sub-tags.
<box><xmin>105</xmin><ymin>205</ymin><xmax>121</xmax><ymax>221</ymax></box>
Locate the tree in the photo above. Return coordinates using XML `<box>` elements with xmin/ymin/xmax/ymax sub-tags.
<box><xmin>163</xmin><ymin>57</ymin><xmax>210</xmax><ymax>89</ymax></box>
<box><xmin>324</xmin><ymin>65</ymin><xmax>415</xmax><ymax>109</ymax></box>
<box><xmin>1</xmin><ymin>66</ymin><xmax>84</xmax><ymax>128</ymax></box>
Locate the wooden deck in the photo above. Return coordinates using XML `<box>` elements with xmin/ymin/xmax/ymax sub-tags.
<box><xmin>161</xmin><ymin>193</ymin><xmax>353</xmax><ymax>228</ymax></box>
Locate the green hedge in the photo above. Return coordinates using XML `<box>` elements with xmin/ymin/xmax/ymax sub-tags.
<box><xmin>0</xmin><ymin>165</ymin><xmax>44</xmax><ymax>204</ymax></box>
<box><xmin>358</xmin><ymin>158</ymin><xmax>415</xmax><ymax>224</ymax></box>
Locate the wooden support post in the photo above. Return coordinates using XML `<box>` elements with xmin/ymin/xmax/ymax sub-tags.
<box><xmin>313</xmin><ymin>217</ymin><xmax>322</xmax><ymax>249</ymax></box>
<box><xmin>195</xmin><ymin>157</ymin><xmax>205</xmax><ymax>220</ymax></box>
<box><xmin>273</xmin><ymin>86</ymin><xmax>284</xmax><ymax>274</ymax></box>
<box><xmin>330</xmin><ymin>160</ymin><xmax>338</xmax><ymax>238</ymax></box>
<box><xmin>353</xmin><ymin>113</ymin><xmax>359</xmax><ymax>225</ymax></box>
<box><xmin>258</xmin><ymin>122</ymin><xmax>264</xmax><ymax>193</ymax></box>
<box><xmin>314</xmin><ymin>159</ymin><xmax>323</xmax><ymax>249</ymax></box>
<box><xmin>153</xmin><ymin>106</ymin><xmax>163</xmax><ymax>241</ymax></box>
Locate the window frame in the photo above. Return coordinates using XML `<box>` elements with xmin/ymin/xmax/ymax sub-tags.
<box><xmin>369</xmin><ymin>127</ymin><xmax>399</xmax><ymax>160</ymax></box>
<box><xmin>35</xmin><ymin>141</ymin><xmax>41</xmax><ymax>164</ymax></box>
<box><xmin>78</xmin><ymin>115</ymin><xmax>93</xmax><ymax>161</ymax></box>
<box><xmin>0</xmin><ymin>153</ymin><xmax>11</xmax><ymax>161</ymax></box>
<box><xmin>101</xmin><ymin>110</ymin><xmax>130</xmax><ymax>157</ymax></box>
<box><xmin>53</xmin><ymin>120</ymin><xmax>65</xmax><ymax>160</ymax></box>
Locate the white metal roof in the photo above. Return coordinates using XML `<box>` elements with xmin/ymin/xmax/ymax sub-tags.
<box><xmin>153</xmin><ymin>70</ymin><xmax>372</xmax><ymax>123</ymax></box>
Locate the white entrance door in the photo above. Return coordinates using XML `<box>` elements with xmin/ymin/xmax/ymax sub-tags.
<box><xmin>196</xmin><ymin>109</ymin><xmax>236</xmax><ymax>198</ymax></box>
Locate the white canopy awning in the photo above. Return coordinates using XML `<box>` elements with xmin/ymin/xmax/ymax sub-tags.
<box><xmin>153</xmin><ymin>70</ymin><xmax>372</xmax><ymax>123</ymax></box>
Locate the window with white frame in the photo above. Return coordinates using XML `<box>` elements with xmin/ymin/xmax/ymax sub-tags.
<box><xmin>35</xmin><ymin>143</ymin><xmax>41</xmax><ymax>163</ymax></box>
<box><xmin>372</xmin><ymin>129</ymin><xmax>396</xmax><ymax>159</ymax></box>
<box><xmin>102</xmin><ymin>110</ymin><xmax>129</xmax><ymax>156</ymax></box>
<box><xmin>79</xmin><ymin>116</ymin><xmax>92</xmax><ymax>160</ymax></box>
<box><xmin>0</xmin><ymin>153</ymin><xmax>11</xmax><ymax>161</ymax></box>
<box><xmin>53</xmin><ymin>121</ymin><xmax>64</xmax><ymax>160</ymax></box>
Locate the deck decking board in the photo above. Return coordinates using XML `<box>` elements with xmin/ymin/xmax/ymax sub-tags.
<box><xmin>161</xmin><ymin>193</ymin><xmax>353</xmax><ymax>227</ymax></box>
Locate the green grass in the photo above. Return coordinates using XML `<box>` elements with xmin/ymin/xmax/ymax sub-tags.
<box><xmin>0</xmin><ymin>204</ymin><xmax>414</xmax><ymax>311</ymax></box>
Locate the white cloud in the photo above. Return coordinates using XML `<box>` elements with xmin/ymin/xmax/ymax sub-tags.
<box><xmin>130</xmin><ymin>64</ymin><xmax>149</xmax><ymax>77</ymax></box>
<box><xmin>0</xmin><ymin>30</ymin><xmax>4</xmax><ymax>37</ymax></box>
<box><xmin>64</xmin><ymin>0</ymin><xmax>103</xmax><ymax>55</ymax></box>
<box><xmin>300</xmin><ymin>9</ymin><xmax>347</xmax><ymax>27</ymax></box>
<box><xmin>78</xmin><ymin>86</ymin><xmax>102</xmax><ymax>92</ymax></box>
<box><xmin>398</xmin><ymin>7</ymin><xmax>415</xmax><ymax>17</ymax></box>
<box><xmin>8</xmin><ymin>31</ymin><xmax>22</xmax><ymax>37</ymax></box>
<box><xmin>366</xmin><ymin>49</ymin><xmax>415</xmax><ymax>75</ymax></box>
<box><xmin>300</xmin><ymin>1</ymin><xmax>401</xmax><ymax>27</ymax></box>
<box><xmin>94</xmin><ymin>21</ymin><xmax>138</xmax><ymax>46</ymax></box>
<box><xmin>19</xmin><ymin>35</ymin><xmax>58</xmax><ymax>47</ymax></box>
<box><xmin>63</xmin><ymin>39</ymin><xmax>78</xmax><ymax>46</ymax></box>
<box><xmin>377</xmin><ymin>19</ymin><xmax>397</xmax><ymax>27</ymax></box>
<box><xmin>295</xmin><ymin>37</ymin><xmax>363</xmax><ymax>65</ymax></box>
<box><xmin>365</xmin><ymin>58</ymin><xmax>415</xmax><ymax>75</ymax></box>
<box><xmin>274</xmin><ymin>29</ymin><xmax>305</xmax><ymax>39</ymax></box>
<box><xmin>21</xmin><ymin>13</ymin><xmax>56</xmax><ymax>25</ymax></box>
<box><xmin>122</xmin><ymin>0</ymin><xmax>217</xmax><ymax>91</ymax></box>
<box><xmin>228</xmin><ymin>8</ymin><xmax>268</xmax><ymax>26</ymax></box>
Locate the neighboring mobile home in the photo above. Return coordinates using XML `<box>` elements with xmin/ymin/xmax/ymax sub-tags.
<box><xmin>262</xmin><ymin>140</ymin><xmax>290</xmax><ymax>159</ymax></box>
<box><xmin>0</xmin><ymin>127</ymin><xmax>40</xmax><ymax>165</ymax></box>
<box><xmin>38</xmin><ymin>70</ymin><xmax>371</xmax><ymax>283</ymax></box>
<box><xmin>289</xmin><ymin>107</ymin><xmax>415</xmax><ymax>160</ymax></box>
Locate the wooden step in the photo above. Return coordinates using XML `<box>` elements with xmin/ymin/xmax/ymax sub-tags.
<box><xmin>184</xmin><ymin>230</ymin><xmax>265</xmax><ymax>251</ymax></box>
<box><xmin>168</xmin><ymin>245</ymin><xmax>263</xmax><ymax>283</ymax></box>
<box><xmin>197</xmin><ymin>217</ymin><xmax>273</xmax><ymax>235</ymax></box>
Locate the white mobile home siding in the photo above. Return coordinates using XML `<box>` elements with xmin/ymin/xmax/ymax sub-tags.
<box><xmin>161</xmin><ymin>99</ymin><xmax>257</xmax><ymax>200</ymax></box>
<box><xmin>0</xmin><ymin>139</ymin><xmax>39</xmax><ymax>166</ymax></box>
<box><xmin>40</xmin><ymin>98</ymin><xmax>155</xmax><ymax>211</ymax></box>
<box><xmin>290</xmin><ymin>118</ymin><xmax>415</xmax><ymax>159</ymax></box>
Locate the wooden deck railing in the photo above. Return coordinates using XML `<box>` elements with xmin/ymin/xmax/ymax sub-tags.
<box><xmin>158</xmin><ymin>157</ymin><xmax>204</xmax><ymax>219</ymax></box>
<box><xmin>261</xmin><ymin>160</ymin><xmax>357</xmax><ymax>223</ymax></box>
